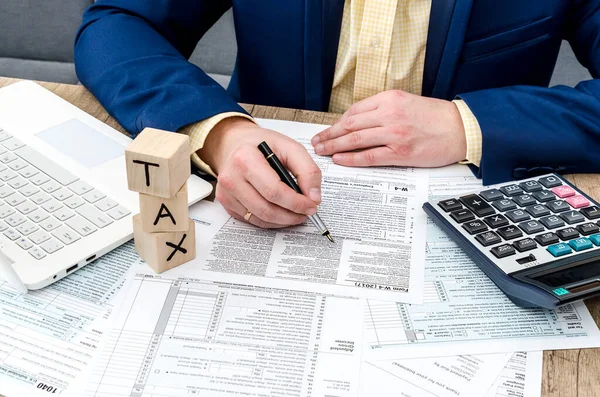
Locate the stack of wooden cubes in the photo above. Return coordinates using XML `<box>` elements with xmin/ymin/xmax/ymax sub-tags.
<box><xmin>125</xmin><ymin>128</ymin><xmax>196</xmax><ymax>273</ymax></box>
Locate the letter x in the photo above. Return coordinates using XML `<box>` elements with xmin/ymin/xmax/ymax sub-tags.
<box><xmin>165</xmin><ymin>234</ymin><xmax>188</xmax><ymax>261</ymax></box>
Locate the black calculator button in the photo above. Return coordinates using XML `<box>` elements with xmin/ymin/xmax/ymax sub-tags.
<box><xmin>475</xmin><ymin>231</ymin><xmax>502</xmax><ymax>246</ymax></box>
<box><xmin>479</xmin><ymin>189</ymin><xmax>504</xmax><ymax>201</ymax></box>
<box><xmin>491</xmin><ymin>244</ymin><xmax>516</xmax><ymax>258</ymax></box>
<box><xmin>546</xmin><ymin>200</ymin><xmax>570</xmax><ymax>213</ymax></box>
<box><xmin>519</xmin><ymin>180</ymin><xmax>543</xmax><ymax>192</ymax></box>
<box><xmin>577</xmin><ymin>222</ymin><xmax>600</xmax><ymax>236</ymax></box>
<box><xmin>450</xmin><ymin>209</ymin><xmax>475</xmax><ymax>223</ymax></box>
<box><xmin>538</xmin><ymin>175</ymin><xmax>562</xmax><ymax>188</ymax></box>
<box><xmin>497</xmin><ymin>225</ymin><xmax>523</xmax><ymax>240</ymax></box>
<box><xmin>492</xmin><ymin>199</ymin><xmax>517</xmax><ymax>212</ymax></box>
<box><xmin>526</xmin><ymin>204</ymin><xmax>551</xmax><ymax>218</ymax></box>
<box><xmin>438</xmin><ymin>198</ymin><xmax>463</xmax><ymax>212</ymax></box>
<box><xmin>513</xmin><ymin>194</ymin><xmax>537</xmax><ymax>207</ymax></box>
<box><xmin>462</xmin><ymin>220</ymin><xmax>488</xmax><ymax>235</ymax></box>
<box><xmin>483</xmin><ymin>214</ymin><xmax>509</xmax><ymax>228</ymax></box>
<box><xmin>505</xmin><ymin>209</ymin><xmax>530</xmax><ymax>223</ymax></box>
<box><xmin>519</xmin><ymin>220</ymin><xmax>545</xmax><ymax>234</ymax></box>
<box><xmin>500</xmin><ymin>185</ymin><xmax>524</xmax><ymax>197</ymax></box>
<box><xmin>532</xmin><ymin>190</ymin><xmax>556</xmax><ymax>202</ymax></box>
<box><xmin>560</xmin><ymin>210</ymin><xmax>585</xmax><ymax>225</ymax></box>
<box><xmin>535</xmin><ymin>232</ymin><xmax>559</xmax><ymax>246</ymax></box>
<box><xmin>539</xmin><ymin>215</ymin><xmax>565</xmax><ymax>229</ymax></box>
<box><xmin>459</xmin><ymin>194</ymin><xmax>495</xmax><ymax>217</ymax></box>
<box><xmin>556</xmin><ymin>227</ymin><xmax>579</xmax><ymax>240</ymax></box>
<box><xmin>513</xmin><ymin>238</ymin><xmax>537</xmax><ymax>252</ymax></box>
<box><xmin>581</xmin><ymin>206</ymin><xmax>600</xmax><ymax>220</ymax></box>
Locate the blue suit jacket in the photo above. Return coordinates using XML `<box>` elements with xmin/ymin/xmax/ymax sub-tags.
<box><xmin>74</xmin><ymin>0</ymin><xmax>600</xmax><ymax>185</ymax></box>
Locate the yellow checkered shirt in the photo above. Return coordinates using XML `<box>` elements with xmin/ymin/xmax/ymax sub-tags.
<box><xmin>181</xmin><ymin>0</ymin><xmax>482</xmax><ymax>176</ymax></box>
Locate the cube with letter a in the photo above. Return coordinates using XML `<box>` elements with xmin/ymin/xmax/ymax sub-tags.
<box><xmin>139</xmin><ymin>183</ymin><xmax>189</xmax><ymax>232</ymax></box>
<box><xmin>125</xmin><ymin>128</ymin><xmax>191</xmax><ymax>198</ymax></box>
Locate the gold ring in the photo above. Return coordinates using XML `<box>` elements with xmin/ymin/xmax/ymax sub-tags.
<box><xmin>243</xmin><ymin>210</ymin><xmax>252</xmax><ymax>221</ymax></box>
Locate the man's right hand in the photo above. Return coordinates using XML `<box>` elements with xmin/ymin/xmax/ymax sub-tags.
<box><xmin>199</xmin><ymin>117</ymin><xmax>322</xmax><ymax>229</ymax></box>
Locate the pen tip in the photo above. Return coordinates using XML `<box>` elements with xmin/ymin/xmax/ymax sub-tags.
<box><xmin>325</xmin><ymin>232</ymin><xmax>335</xmax><ymax>243</ymax></box>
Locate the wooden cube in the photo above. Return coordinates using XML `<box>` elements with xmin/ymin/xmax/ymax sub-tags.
<box><xmin>139</xmin><ymin>183</ymin><xmax>189</xmax><ymax>232</ymax></box>
<box><xmin>133</xmin><ymin>215</ymin><xmax>196</xmax><ymax>273</ymax></box>
<box><xmin>125</xmin><ymin>128</ymin><xmax>191</xmax><ymax>198</ymax></box>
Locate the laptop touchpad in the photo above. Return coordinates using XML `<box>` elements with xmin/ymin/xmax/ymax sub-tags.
<box><xmin>36</xmin><ymin>119</ymin><xmax>126</xmax><ymax>169</ymax></box>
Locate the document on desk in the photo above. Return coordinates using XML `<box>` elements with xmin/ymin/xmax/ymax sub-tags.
<box><xmin>83</xmin><ymin>272</ymin><xmax>364</xmax><ymax>397</ymax></box>
<box><xmin>0</xmin><ymin>242</ymin><xmax>141</xmax><ymax>396</ymax></box>
<box><xmin>364</xmin><ymin>165</ymin><xmax>600</xmax><ymax>360</ymax></box>
<box><xmin>485</xmin><ymin>352</ymin><xmax>543</xmax><ymax>397</ymax></box>
<box><xmin>167</xmin><ymin>118</ymin><xmax>428</xmax><ymax>303</ymax></box>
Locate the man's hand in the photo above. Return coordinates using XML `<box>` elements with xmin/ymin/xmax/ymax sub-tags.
<box><xmin>199</xmin><ymin>117</ymin><xmax>322</xmax><ymax>228</ymax></box>
<box><xmin>311</xmin><ymin>90</ymin><xmax>467</xmax><ymax>167</ymax></box>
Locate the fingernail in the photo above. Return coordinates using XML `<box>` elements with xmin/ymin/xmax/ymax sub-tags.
<box><xmin>312</xmin><ymin>135</ymin><xmax>320</xmax><ymax>145</ymax></box>
<box><xmin>309</xmin><ymin>188</ymin><xmax>321</xmax><ymax>202</ymax></box>
<box><xmin>315</xmin><ymin>144</ymin><xmax>324</xmax><ymax>153</ymax></box>
<box><xmin>306</xmin><ymin>207</ymin><xmax>317</xmax><ymax>216</ymax></box>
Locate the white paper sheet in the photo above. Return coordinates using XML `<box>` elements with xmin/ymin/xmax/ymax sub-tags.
<box><xmin>0</xmin><ymin>242</ymin><xmax>141</xmax><ymax>396</ymax></box>
<box><xmin>158</xmin><ymin>119</ymin><xmax>428</xmax><ymax>303</ymax></box>
<box><xmin>189</xmin><ymin>199</ymin><xmax>231</xmax><ymax>247</ymax></box>
<box><xmin>485</xmin><ymin>352</ymin><xmax>543</xmax><ymax>397</ymax></box>
<box><xmin>365</xmin><ymin>165</ymin><xmax>600</xmax><ymax>360</ymax></box>
<box><xmin>83</xmin><ymin>272</ymin><xmax>364</xmax><ymax>397</ymax></box>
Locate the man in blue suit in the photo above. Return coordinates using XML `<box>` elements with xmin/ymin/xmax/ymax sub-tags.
<box><xmin>75</xmin><ymin>1</ymin><xmax>600</xmax><ymax>229</ymax></box>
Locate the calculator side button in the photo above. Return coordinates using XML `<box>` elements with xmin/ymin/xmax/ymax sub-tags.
<box><xmin>513</xmin><ymin>238</ymin><xmax>537</xmax><ymax>252</ymax></box>
<box><xmin>539</xmin><ymin>176</ymin><xmax>562</xmax><ymax>188</ymax></box>
<box><xmin>518</xmin><ymin>220</ymin><xmax>544</xmax><ymax>234</ymax></box>
<box><xmin>499</xmin><ymin>185</ymin><xmax>524</xmax><ymax>197</ymax></box>
<box><xmin>475</xmin><ymin>231</ymin><xmax>502</xmax><ymax>246</ymax></box>
<box><xmin>556</xmin><ymin>227</ymin><xmax>580</xmax><ymax>241</ymax></box>
<box><xmin>438</xmin><ymin>199</ymin><xmax>462</xmax><ymax>212</ymax></box>
<box><xmin>492</xmin><ymin>199</ymin><xmax>517</xmax><ymax>211</ymax></box>
<box><xmin>535</xmin><ymin>232</ymin><xmax>559</xmax><ymax>246</ymax></box>
<box><xmin>547</xmin><ymin>243</ymin><xmax>572</xmax><ymax>257</ymax></box>
<box><xmin>581</xmin><ymin>206</ymin><xmax>600</xmax><ymax>220</ymax></box>
<box><xmin>459</xmin><ymin>194</ymin><xmax>495</xmax><ymax>217</ymax></box>
<box><xmin>569</xmin><ymin>237</ymin><xmax>593</xmax><ymax>252</ymax></box>
<box><xmin>539</xmin><ymin>215</ymin><xmax>565</xmax><ymax>230</ymax></box>
<box><xmin>479</xmin><ymin>189</ymin><xmax>504</xmax><ymax>201</ymax></box>
<box><xmin>450</xmin><ymin>209</ymin><xmax>475</xmax><ymax>223</ymax></box>
<box><xmin>519</xmin><ymin>180</ymin><xmax>543</xmax><ymax>192</ymax></box>
<box><xmin>491</xmin><ymin>244</ymin><xmax>516</xmax><ymax>258</ymax></box>
<box><xmin>560</xmin><ymin>210</ymin><xmax>585</xmax><ymax>225</ymax></box>
<box><xmin>532</xmin><ymin>190</ymin><xmax>556</xmax><ymax>202</ymax></box>
<box><xmin>497</xmin><ymin>226</ymin><xmax>523</xmax><ymax>240</ymax></box>
<box><xmin>577</xmin><ymin>222</ymin><xmax>600</xmax><ymax>236</ymax></box>
<box><xmin>462</xmin><ymin>220</ymin><xmax>488</xmax><ymax>235</ymax></box>
<box><xmin>483</xmin><ymin>214</ymin><xmax>509</xmax><ymax>228</ymax></box>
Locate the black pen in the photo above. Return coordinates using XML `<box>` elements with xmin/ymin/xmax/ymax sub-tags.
<box><xmin>258</xmin><ymin>141</ymin><xmax>334</xmax><ymax>243</ymax></box>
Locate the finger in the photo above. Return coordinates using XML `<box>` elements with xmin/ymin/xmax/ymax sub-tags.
<box><xmin>243</xmin><ymin>148</ymin><xmax>318</xmax><ymax>214</ymax></box>
<box><xmin>224</xmin><ymin>199</ymin><xmax>291</xmax><ymax>229</ymax></box>
<box><xmin>314</xmin><ymin>127</ymin><xmax>390</xmax><ymax>155</ymax></box>
<box><xmin>276</xmin><ymin>142</ymin><xmax>323</xmax><ymax>204</ymax></box>
<box><xmin>312</xmin><ymin>109</ymin><xmax>380</xmax><ymax>145</ymax></box>
<box><xmin>332</xmin><ymin>146</ymin><xmax>398</xmax><ymax>167</ymax></box>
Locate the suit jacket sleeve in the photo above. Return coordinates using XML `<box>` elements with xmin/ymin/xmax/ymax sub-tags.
<box><xmin>74</xmin><ymin>0</ymin><xmax>247</xmax><ymax>137</ymax></box>
<box><xmin>457</xmin><ymin>1</ymin><xmax>600</xmax><ymax>185</ymax></box>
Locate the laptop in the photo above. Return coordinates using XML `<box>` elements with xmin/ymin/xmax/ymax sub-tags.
<box><xmin>0</xmin><ymin>81</ymin><xmax>213</xmax><ymax>291</ymax></box>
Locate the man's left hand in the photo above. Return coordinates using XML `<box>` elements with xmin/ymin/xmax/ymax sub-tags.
<box><xmin>311</xmin><ymin>90</ymin><xmax>468</xmax><ymax>167</ymax></box>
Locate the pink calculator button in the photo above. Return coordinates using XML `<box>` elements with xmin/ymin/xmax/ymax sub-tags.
<box><xmin>551</xmin><ymin>185</ymin><xmax>576</xmax><ymax>198</ymax></box>
<box><xmin>565</xmin><ymin>195</ymin><xmax>590</xmax><ymax>209</ymax></box>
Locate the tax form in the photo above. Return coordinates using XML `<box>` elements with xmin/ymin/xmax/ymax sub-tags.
<box><xmin>365</xmin><ymin>166</ymin><xmax>600</xmax><ymax>360</ymax></box>
<box><xmin>166</xmin><ymin>118</ymin><xmax>428</xmax><ymax>303</ymax></box>
<box><xmin>0</xmin><ymin>242</ymin><xmax>140</xmax><ymax>396</ymax></box>
<box><xmin>484</xmin><ymin>352</ymin><xmax>543</xmax><ymax>397</ymax></box>
<box><xmin>83</xmin><ymin>272</ymin><xmax>364</xmax><ymax>397</ymax></box>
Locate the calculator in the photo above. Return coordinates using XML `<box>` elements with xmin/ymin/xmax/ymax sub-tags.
<box><xmin>423</xmin><ymin>174</ymin><xmax>600</xmax><ymax>309</ymax></box>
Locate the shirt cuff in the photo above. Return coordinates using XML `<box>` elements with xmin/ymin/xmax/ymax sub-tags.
<box><xmin>453</xmin><ymin>99</ymin><xmax>482</xmax><ymax>167</ymax></box>
<box><xmin>179</xmin><ymin>112</ymin><xmax>255</xmax><ymax>177</ymax></box>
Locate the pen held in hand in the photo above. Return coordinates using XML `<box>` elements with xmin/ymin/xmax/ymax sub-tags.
<box><xmin>257</xmin><ymin>141</ymin><xmax>334</xmax><ymax>243</ymax></box>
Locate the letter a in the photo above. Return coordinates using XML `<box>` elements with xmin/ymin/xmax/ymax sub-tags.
<box><xmin>153</xmin><ymin>203</ymin><xmax>177</xmax><ymax>226</ymax></box>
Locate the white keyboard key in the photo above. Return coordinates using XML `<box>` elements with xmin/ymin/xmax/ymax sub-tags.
<box><xmin>40</xmin><ymin>238</ymin><xmax>63</xmax><ymax>254</ymax></box>
<box><xmin>0</xmin><ymin>163</ymin><xmax>6</xmax><ymax>172</ymax></box>
<box><xmin>40</xmin><ymin>217</ymin><xmax>61</xmax><ymax>232</ymax></box>
<box><xmin>0</xmin><ymin>207</ymin><xmax>15</xmax><ymax>219</ymax></box>
<box><xmin>0</xmin><ymin>221</ymin><xmax>8</xmax><ymax>232</ymax></box>
<box><xmin>41</xmin><ymin>199</ymin><xmax>62</xmax><ymax>213</ymax></box>
<box><xmin>0</xmin><ymin>147</ymin><xmax>5</xmax><ymax>155</ymax></box>
<box><xmin>52</xmin><ymin>226</ymin><xmax>81</xmax><ymax>245</ymax></box>
<box><xmin>28</xmin><ymin>208</ymin><xmax>50</xmax><ymax>223</ymax></box>
<box><xmin>107</xmin><ymin>205</ymin><xmax>131</xmax><ymax>220</ymax></box>
<box><xmin>8</xmin><ymin>176</ymin><xmax>28</xmax><ymax>189</ymax></box>
<box><xmin>16</xmin><ymin>221</ymin><xmax>38</xmax><ymax>236</ymax></box>
<box><xmin>0</xmin><ymin>185</ymin><xmax>13</xmax><ymax>199</ymax></box>
<box><xmin>66</xmin><ymin>216</ymin><xmax>97</xmax><ymax>236</ymax></box>
<box><xmin>16</xmin><ymin>201</ymin><xmax>36</xmax><ymax>215</ymax></box>
<box><xmin>16</xmin><ymin>237</ymin><xmax>33</xmax><ymax>250</ymax></box>
<box><xmin>5</xmin><ymin>213</ymin><xmax>26</xmax><ymax>227</ymax></box>
<box><xmin>0</xmin><ymin>169</ymin><xmax>17</xmax><ymax>182</ymax></box>
<box><xmin>0</xmin><ymin>152</ymin><xmax>17</xmax><ymax>164</ymax></box>
<box><xmin>95</xmin><ymin>197</ymin><xmax>119</xmax><ymax>212</ymax></box>
<box><xmin>19</xmin><ymin>166</ymin><xmax>38</xmax><ymax>178</ymax></box>
<box><xmin>30</xmin><ymin>191</ymin><xmax>51</xmax><ymax>205</ymax></box>
<box><xmin>15</xmin><ymin>146</ymin><xmax>79</xmax><ymax>186</ymax></box>
<box><xmin>83</xmin><ymin>189</ymin><xmax>106</xmax><ymax>204</ymax></box>
<box><xmin>19</xmin><ymin>185</ymin><xmax>39</xmax><ymax>197</ymax></box>
<box><xmin>5</xmin><ymin>193</ymin><xmax>26</xmax><ymax>207</ymax></box>
<box><xmin>52</xmin><ymin>188</ymin><xmax>73</xmax><ymax>201</ymax></box>
<box><xmin>64</xmin><ymin>195</ymin><xmax>85</xmax><ymax>209</ymax></box>
<box><xmin>29</xmin><ymin>230</ymin><xmax>50</xmax><ymax>245</ymax></box>
<box><xmin>54</xmin><ymin>207</ymin><xmax>75</xmax><ymax>221</ymax></box>
<box><xmin>3</xmin><ymin>228</ymin><xmax>20</xmax><ymax>241</ymax></box>
<box><xmin>30</xmin><ymin>173</ymin><xmax>50</xmax><ymax>186</ymax></box>
<box><xmin>2</xmin><ymin>138</ymin><xmax>25</xmax><ymax>151</ymax></box>
<box><xmin>41</xmin><ymin>180</ymin><xmax>61</xmax><ymax>193</ymax></box>
<box><xmin>7</xmin><ymin>159</ymin><xmax>28</xmax><ymax>171</ymax></box>
<box><xmin>28</xmin><ymin>247</ymin><xmax>46</xmax><ymax>260</ymax></box>
<box><xmin>0</xmin><ymin>131</ymin><xmax>12</xmax><ymax>142</ymax></box>
<box><xmin>76</xmin><ymin>205</ymin><xmax>113</xmax><ymax>228</ymax></box>
<box><xmin>68</xmin><ymin>180</ymin><xmax>94</xmax><ymax>195</ymax></box>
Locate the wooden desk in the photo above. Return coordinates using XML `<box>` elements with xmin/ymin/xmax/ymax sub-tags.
<box><xmin>0</xmin><ymin>77</ymin><xmax>598</xmax><ymax>397</ymax></box>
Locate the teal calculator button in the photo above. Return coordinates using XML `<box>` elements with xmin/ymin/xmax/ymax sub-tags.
<box><xmin>553</xmin><ymin>288</ymin><xmax>569</xmax><ymax>296</ymax></box>
<box><xmin>547</xmin><ymin>243</ymin><xmax>572</xmax><ymax>257</ymax></box>
<box><xmin>568</xmin><ymin>237</ymin><xmax>593</xmax><ymax>252</ymax></box>
<box><xmin>589</xmin><ymin>233</ymin><xmax>600</xmax><ymax>246</ymax></box>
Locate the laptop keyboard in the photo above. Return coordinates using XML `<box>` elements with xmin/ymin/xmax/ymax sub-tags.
<box><xmin>0</xmin><ymin>127</ymin><xmax>131</xmax><ymax>260</ymax></box>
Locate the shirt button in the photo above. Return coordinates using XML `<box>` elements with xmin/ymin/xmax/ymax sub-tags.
<box><xmin>371</xmin><ymin>35</ymin><xmax>380</xmax><ymax>49</ymax></box>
